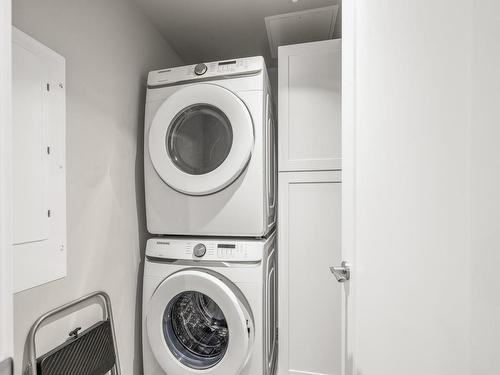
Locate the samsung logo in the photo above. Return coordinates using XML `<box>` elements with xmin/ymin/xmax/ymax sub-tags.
<box><xmin>156</xmin><ymin>241</ymin><xmax>170</xmax><ymax>245</ymax></box>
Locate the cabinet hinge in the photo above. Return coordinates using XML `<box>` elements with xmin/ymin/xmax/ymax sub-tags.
<box><xmin>47</xmin><ymin>146</ymin><xmax>51</xmax><ymax>155</ymax></box>
<box><xmin>46</xmin><ymin>83</ymin><xmax>50</xmax><ymax>91</ymax></box>
<box><xmin>47</xmin><ymin>210</ymin><xmax>51</xmax><ymax>217</ymax></box>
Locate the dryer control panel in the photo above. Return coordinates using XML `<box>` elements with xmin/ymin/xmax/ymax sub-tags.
<box><xmin>148</xmin><ymin>56</ymin><xmax>264</xmax><ymax>87</ymax></box>
<box><xmin>145</xmin><ymin>237</ymin><xmax>267</xmax><ymax>262</ymax></box>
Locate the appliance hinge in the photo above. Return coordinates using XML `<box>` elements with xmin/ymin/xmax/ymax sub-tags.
<box><xmin>47</xmin><ymin>209</ymin><xmax>51</xmax><ymax>218</ymax></box>
<box><xmin>46</xmin><ymin>83</ymin><xmax>50</xmax><ymax>91</ymax></box>
<box><xmin>47</xmin><ymin>146</ymin><xmax>51</xmax><ymax>155</ymax></box>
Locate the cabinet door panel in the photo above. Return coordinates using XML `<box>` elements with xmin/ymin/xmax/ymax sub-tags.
<box><xmin>12</xmin><ymin>28</ymin><xmax>66</xmax><ymax>292</ymax></box>
<box><xmin>278</xmin><ymin>40</ymin><xmax>341</xmax><ymax>172</ymax></box>
<box><xmin>12</xmin><ymin>42</ymin><xmax>49</xmax><ymax>244</ymax></box>
<box><xmin>278</xmin><ymin>171</ymin><xmax>342</xmax><ymax>375</ymax></box>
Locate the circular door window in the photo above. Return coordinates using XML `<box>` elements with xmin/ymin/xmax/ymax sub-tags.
<box><xmin>149</xmin><ymin>84</ymin><xmax>254</xmax><ymax>196</ymax></box>
<box><xmin>163</xmin><ymin>291</ymin><xmax>229</xmax><ymax>369</ymax></box>
<box><xmin>167</xmin><ymin>104</ymin><xmax>233</xmax><ymax>175</ymax></box>
<box><xmin>146</xmin><ymin>269</ymin><xmax>254</xmax><ymax>374</ymax></box>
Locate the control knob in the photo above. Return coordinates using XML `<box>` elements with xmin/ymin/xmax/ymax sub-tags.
<box><xmin>194</xmin><ymin>63</ymin><xmax>208</xmax><ymax>76</ymax></box>
<box><xmin>193</xmin><ymin>243</ymin><xmax>206</xmax><ymax>257</ymax></box>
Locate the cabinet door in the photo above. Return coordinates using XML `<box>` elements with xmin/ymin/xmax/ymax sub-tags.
<box><xmin>278</xmin><ymin>171</ymin><xmax>342</xmax><ymax>375</ymax></box>
<box><xmin>278</xmin><ymin>40</ymin><xmax>341</xmax><ymax>172</ymax></box>
<box><xmin>12</xmin><ymin>28</ymin><xmax>66</xmax><ymax>292</ymax></box>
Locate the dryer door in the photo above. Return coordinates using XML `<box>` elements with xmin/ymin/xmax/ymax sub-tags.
<box><xmin>146</xmin><ymin>269</ymin><xmax>254</xmax><ymax>374</ymax></box>
<box><xmin>148</xmin><ymin>83</ymin><xmax>254</xmax><ymax>195</ymax></box>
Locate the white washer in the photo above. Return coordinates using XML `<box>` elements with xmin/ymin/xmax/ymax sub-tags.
<box><xmin>142</xmin><ymin>232</ymin><xmax>277</xmax><ymax>375</ymax></box>
<box><xmin>144</xmin><ymin>56</ymin><xmax>276</xmax><ymax>237</ymax></box>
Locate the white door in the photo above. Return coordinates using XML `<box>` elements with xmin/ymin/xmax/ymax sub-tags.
<box><xmin>0</xmin><ymin>0</ymin><xmax>13</xmax><ymax>373</ymax></box>
<box><xmin>278</xmin><ymin>171</ymin><xmax>342</xmax><ymax>375</ymax></box>
<box><xmin>146</xmin><ymin>269</ymin><xmax>253</xmax><ymax>374</ymax></box>
<box><xmin>148</xmin><ymin>83</ymin><xmax>254</xmax><ymax>195</ymax></box>
<box><xmin>343</xmin><ymin>0</ymin><xmax>472</xmax><ymax>374</ymax></box>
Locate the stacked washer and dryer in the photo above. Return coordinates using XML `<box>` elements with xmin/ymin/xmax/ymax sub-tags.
<box><xmin>142</xmin><ymin>56</ymin><xmax>278</xmax><ymax>375</ymax></box>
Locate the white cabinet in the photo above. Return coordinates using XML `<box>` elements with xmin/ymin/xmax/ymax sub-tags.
<box><xmin>278</xmin><ymin>171</ymin><xmax>342</xmax><ymax>375</ymax></box>
<box><xmin>277</xmin><ymin>38</ymin><xmax>343</xmax><ymax>375</ymax></box>
<box><xmin>12</xmin><ymin>28</ymin><xmax>66</xmax><ymax>292</ymax></box>
<box><xmin>278</xmin><ymin>39</ymin><xmax>341</xmax><ymax>172</ymax></box>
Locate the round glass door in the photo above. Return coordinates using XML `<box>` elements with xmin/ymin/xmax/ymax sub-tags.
<box><xmin>163</xmin><ymin>291</ymin><xmax>229</xmax><ymax>369</ymax></box>
<box><xmin>148</xmin><ymin>84</ymin><xmax>254</xmax><ymax>195</ymax></box>
<box><xmin>146</xmin><ymin>269</ymin><xmax>253</xmax><ymax>374</ymax></box>
<box><xmin>167</xmin><ymin>105</ymin><xmax>233</xmax><ymax>175</ymax></box>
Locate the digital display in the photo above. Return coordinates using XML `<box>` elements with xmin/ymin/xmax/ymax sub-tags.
<box><xmin>218</xmin><ymin>60</ymin><xmax>236</xmax><ymax>66</ymax></box>
<box><xmin>217</xmin><ymin>244</ymin><xmax>236</xmax><ymax>249</ymax></box>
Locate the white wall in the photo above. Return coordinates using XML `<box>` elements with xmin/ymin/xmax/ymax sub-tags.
<box><xmin>346</xmin><ymin>0</ymin><xmax>471</xmax><ymax>374</ymax></box>
<box><xmin>11</xmin><ymin>1</ymin><xmax>182</xmax><ymax>374</ymax></box>
<box><xmin>470</xmin><ymin>1</ymin><xmax>500</xmax><ymax>374</ymax></box>
<box><xmin>267</xmin><ymin>67</ymin><xmax>278</xmax><ymax>109</ymax></box>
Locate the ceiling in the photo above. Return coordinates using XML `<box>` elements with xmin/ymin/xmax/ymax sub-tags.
<box><xmin>135</xmin><ymin>0</ymin><xmax>341</xmax><ymax>67</ymax></box>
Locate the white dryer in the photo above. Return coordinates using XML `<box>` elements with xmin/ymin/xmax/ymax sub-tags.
<box><xmin>144</xmin><ymin>57</ymin><xmax>276</xmax><ymax>237</ymax></box>
<box><xmin>142</xmin><ymin>232</ymin><xmax>277</xmax><ymax>375</ymax></box>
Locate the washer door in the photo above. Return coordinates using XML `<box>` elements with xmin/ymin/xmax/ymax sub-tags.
<box><xmin>148</xmin><ymin>84</ymin><xmax>254</xmax><ymax>195</ymax></box>
<box><xmin>147</xmin><ymin>269</ymin><xmax>253</xmax><ymax>374</ymax></box>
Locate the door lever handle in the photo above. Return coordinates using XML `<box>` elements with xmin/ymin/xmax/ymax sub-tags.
<box><xmin>329</xmin><ymin>261</ymin><xmax>351</xmax><ymax>283</ymax></box>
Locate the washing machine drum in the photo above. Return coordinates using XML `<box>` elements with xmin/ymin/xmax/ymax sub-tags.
<box><xmin>147</xmin><ymin>270</ymin><xmax>254</xmax><ymax>374</ymax></box>
<box><xmin>148</xmin><ymin>83</ymin><xmax>254</xmax><ymax>196</ymax></box>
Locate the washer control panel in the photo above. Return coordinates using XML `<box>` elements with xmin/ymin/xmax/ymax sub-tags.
<box><xmin>148</xmin><ymin>56</ymin><xmax>264</xmax><ymax>87</ymax></box>
<box><xmin>146</xmin><ymin>237</ymin><xmax>265</xmax><ymax>262</ymax></box>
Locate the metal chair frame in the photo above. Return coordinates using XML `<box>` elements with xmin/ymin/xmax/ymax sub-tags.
<box><xmin>25</xmin><ymin>291</ymin><xmax>121</xmax><ymax>375</ymax></box>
